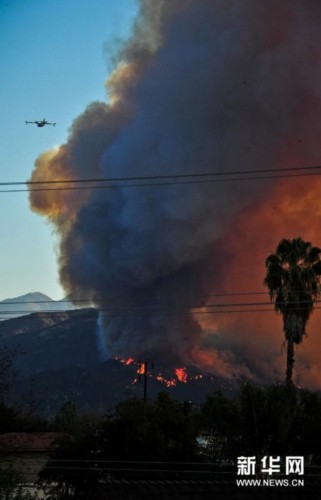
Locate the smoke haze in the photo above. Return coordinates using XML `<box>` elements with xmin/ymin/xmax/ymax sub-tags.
<box><xmin>29</xmin><ymin>0</ymin><xmax>321</xmax><ymax>387</ymax></box>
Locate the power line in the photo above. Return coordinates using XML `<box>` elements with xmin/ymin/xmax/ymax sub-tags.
<box><xmin>0</xmin><ymin>299</ymin><xmax>318</xmax><ymax>310</ymax></box>
<box><xmin>1</xmin><ymin>290</ymin><xmax>321</xmax><ymax>321</ymax></box>
<box><xmin>0</xmin><ymin>171</ymin><xmax>320</xmax><ymax>193</ymax></box>
<box><xmin>1</xmin><ymin>294</ymin><xmax>321</xmax><ymax>311</ymax></box>
<box><xmin>1</xmin><ymin>164</ymin><xmax>321</xmax><ymax>193</ymax></box>
<box><xmin>1</xmin><ymin>303</ymin><xmax>321</xmax><ymax>321</ymax></box>
<box><xmin>9</xmin><ymin>171</ymin><xmax>321</xmax><ymax>192</ymax></box>
<box><xmin>1</xmin><ymin>288</ymin><xmax>319</xmax><ymax>305</ymax></box>
<box><xmin>2</xmin><ymin>163</ymin><xmax>321</xmax><ymax>185</ymax></box>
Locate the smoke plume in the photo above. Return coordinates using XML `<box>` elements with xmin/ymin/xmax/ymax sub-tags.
<box><xmin>29</xmin><ymin>1</ymin><xmax>321</xmax><ymax>387</ymax></box>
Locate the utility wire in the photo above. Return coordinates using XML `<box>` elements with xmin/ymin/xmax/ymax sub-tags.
<box><xmin>2</xmin><ymin>292</ymin><xmax>321</xmax><ymax>320</ymax></box>
<box><xmin>0</xmin><ymin>171</ymin><xmax>321</xmax><ymax>193</ymax></box>
<box><xmin>3</xmin><ymin>163</ymin><xmax>321</xmax><ymax>185</ymax></box>
<box><xmin>0</xmin><ymin>299</ymin><xmax>320</xmax><ymax>310</ymax></box>
<box><xmin>3</xmin><ymin>171</ymin><xmax>321</xmax><ymax>193</ymax></box>
<box><xmin>0</xmin><ymin>289</ymin><xmax>318</xmax><ymax>305</ymax></box>
<box><xmin>1</xmin><ymin>164</ymin><xmax>321</xmax><ymax>193</ymax></box>
<box><xmin>1</xmin><ymin>304</ymin><xmax>321</xmax><ymax>321</ymax></box>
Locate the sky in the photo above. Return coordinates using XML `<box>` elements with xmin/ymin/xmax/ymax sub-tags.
<box><xmin>0</xmin><ymin>0</ymin><xmax>137</xmax><ymax>300</ymax></box>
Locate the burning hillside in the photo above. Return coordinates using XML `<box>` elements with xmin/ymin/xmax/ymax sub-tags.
<box><xmin>118</xmin><ymin>358</ymin><xmax>199</xmax><ymax>388</ymax></box>
<box><xmin>29</xmin><ymin>1</ymin><xmax>321</xmax><ymax>388</ymax></box>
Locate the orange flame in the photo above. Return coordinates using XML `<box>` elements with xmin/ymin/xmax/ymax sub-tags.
<box><xmin>117</xmin><ymin>358</ymin><xmax>206</xmax><ymax>387</ymax></box>
<box><xmin>175</xmin><ymin>367</ymin><xmax>188</xmax><ymax>383</ymax></box>
<box><xmin>118</xmin><ymin>357</ymin><xmax>135</xmax><ymax>366</ymax></box>
<box><xmin>137</xmin><ymin>363</ymin><xmax>145</xmax><ymax>375</ymax></box>
<box><xmin>156</xmin><ymin>375</ymin><xmax>177</xmax><ymax>387</ymax></box>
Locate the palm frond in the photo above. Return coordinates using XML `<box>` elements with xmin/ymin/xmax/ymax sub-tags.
<box><xmin>264</xmin><ymin>237</ymin><xmax>321</xmax><ymax>361</ymax></box>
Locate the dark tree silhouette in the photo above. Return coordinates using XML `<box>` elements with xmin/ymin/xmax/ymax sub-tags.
<box><xmin>264</xmin><ymin>237</ymin><xmax>321</xmax><ymax>385</ymax></box>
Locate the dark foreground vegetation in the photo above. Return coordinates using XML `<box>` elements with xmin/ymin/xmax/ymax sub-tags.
<box><xmin>1</xmin><ymin>382</ymin><xmax>321</xmax><ymax>498</ymax></box>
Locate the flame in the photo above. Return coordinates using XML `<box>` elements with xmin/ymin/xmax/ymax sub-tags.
<box><xmin>117</xmin><ymin>358</ymin><xmax>205</xmax><ymax>387</ymax></box>
<box><xmin>118</xmin><ymin>357</ymin><xmax>135</xmax><ymax>366</ymax></box>
<box><xmin>174</xmin><ymin>367</ymin><xmax>188</xmax><ymax>383</ymax></box>
<box><xmin>137</xmin><ymin>363</ymin><xmax>145</xmax><ymax>375</ymax></box>
<box><xmin>156</xmin><ymin>375</ymin><xmax>177</xmax><ymax>387</ymax></box>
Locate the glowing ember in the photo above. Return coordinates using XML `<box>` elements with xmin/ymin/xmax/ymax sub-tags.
<box><xmin>118</xmin><ymin>357</ymin><xmax>135</xmax><ymax>366</ymax></box>
<box><xmin>175</xmin><ymin>367</ymin><xmax>188</xmax><ymax>383</ymax></box>
<box><xmin>117</xmin><ymin>357</ymin><xmax>205</xmax><ymax>387</ymax></box>
<box><xmin>156</xmin><ymin>375</ymin><xmax>177</xmax><ymax>387</ymax></box>
<box><xmin>137</xmin><ymin>363</ymin><xmax>145</xmax><ymax>375</ymax></box>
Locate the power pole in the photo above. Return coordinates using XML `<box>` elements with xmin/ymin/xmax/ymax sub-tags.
<box><xmin>138</xmin><ymin>360</ymin><xmax>154</xmax><ymax>402</ymax></box>
<box><xmin>143</xmin><ymin>361</ymin><xmax>148</xmax><ymax>402</ymax></box>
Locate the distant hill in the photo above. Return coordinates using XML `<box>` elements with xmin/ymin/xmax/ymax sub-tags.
<box><xmin>0</xmin><ymin>307</ymin><xmax>237</xmax><ymax>417</ymax></box>
<box><xmin>0</xmin><ymin>292</ymin><xmax>77</xmax><ymax>320</ymax></box>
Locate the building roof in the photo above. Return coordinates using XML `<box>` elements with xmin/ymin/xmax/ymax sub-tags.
<box><xmin>0</xmin><ymin>432</ymin><xmax>60</xmax><ymax>452</ymax></box>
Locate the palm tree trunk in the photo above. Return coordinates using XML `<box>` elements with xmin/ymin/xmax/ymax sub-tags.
<box><xmin>286</xmin><ymin>339</ymin><xmax>294</xmax><ymax>385</ymax></box>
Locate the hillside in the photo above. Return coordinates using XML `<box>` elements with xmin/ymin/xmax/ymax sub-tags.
<box><xmin>0</xmin><ymin>308</ymin><xmax>237</xmax><ymax>417</ymax></box>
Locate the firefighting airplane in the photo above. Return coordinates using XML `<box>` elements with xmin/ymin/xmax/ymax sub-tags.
<box><xmin>25</xmin><ymin>118</ymin><xmax>56</xmax><ymax>127</ymax></box>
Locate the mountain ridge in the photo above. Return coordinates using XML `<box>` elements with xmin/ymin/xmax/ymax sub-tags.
<box><xmin>0</xmin><ymin>291</ymin><xmax>78</xmax><ymax>319</ymax></box>
<box><xmin>2</xmin><ymin>292</ymin><xmax>53</xmax><ymax>302</ymax></box>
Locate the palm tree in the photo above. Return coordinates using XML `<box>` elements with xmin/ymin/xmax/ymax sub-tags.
<box><xmin>264</xmin><ymin>237</ymin><xmax>321</xmax><ymax>385</ymax></box>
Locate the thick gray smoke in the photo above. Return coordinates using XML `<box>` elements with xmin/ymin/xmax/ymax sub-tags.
<box><xmin>29</xmin><ymin>1</ymin><xmax>321</xmax><ymax>379</ymax></box>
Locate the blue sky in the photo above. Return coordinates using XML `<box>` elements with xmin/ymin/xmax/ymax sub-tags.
<box><xmin>0</xmin><ymin>0</ymin><xmax>137</xmax><ymax>300</ymax></box>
